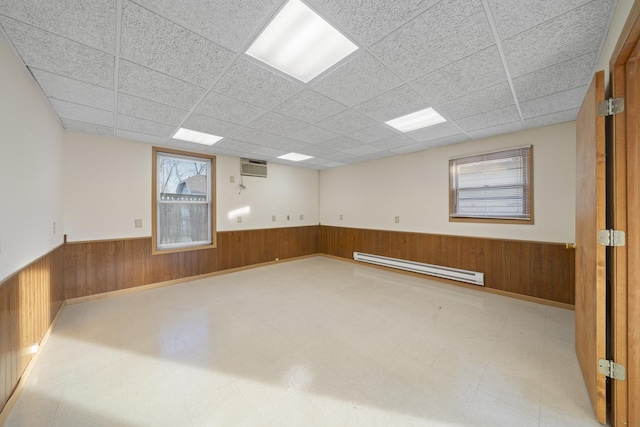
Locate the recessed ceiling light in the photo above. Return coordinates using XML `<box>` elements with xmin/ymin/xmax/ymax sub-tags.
<box><xmin>278</xmin><ymin>152</ymin><xmax>314</xmax><ymax>161</ymax></box>
<box><xmin>245</xmin><ymin>0</ymin><xmax>358</xmax><ymax>83</ymax></box>
<box><xmin>385</xmin><ymin>108</ymin><xmax>447</xmax><ymax>133</ymax></box>
<box><xmin>172</xmin><ymin>128</ymin><xmax>223</xmax><ymax>146</ymax></box>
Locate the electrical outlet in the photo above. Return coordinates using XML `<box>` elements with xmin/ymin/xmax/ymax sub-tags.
<box><xmin>230</xmin><ymin>176</ymin><xmax>235</xmax><ymax>183</ymax></box>
<box><xmin>237</xmin><ymin>216</ymin><xmax>242</xmax><ymax>223</ymax></box>
<box><xmin>134</xmin><ymin>219</ymin><xmax>142</xmax><ymax>228</ymax></box>
<box><xmin>339</xmin><ymin>214</ymin><xmax>343</xmax><ymax>220</ymax></box>
<box><xmin>53</xmin><ymin>221</ymin><xmax>56</xmax><ymax>234</ymax></box>
<box><xmin>300</xmin><ymin>214</ymin><xmax>304</xmax><ymax>220</ymax></box>
<box><xmin>287</xmin><ymin>215</ymin><xmax>290</xmax><ymax>220</ymax></box>
<box><xmin>272</xmin><ymin>215</ymin><xmax>276</xmax><ymax>221</ymax></box>
<box><xmin>395</xmin><ymin>216</ymin><xmax>400</xmax><ymax>223</ymax></box>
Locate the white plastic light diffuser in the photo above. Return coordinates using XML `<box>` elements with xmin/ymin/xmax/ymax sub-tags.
<box><xmin>173</xmin><ymin>128</ymin><xmax>223</xmax><ymax>146</ymax></box>
<box><xmin>278</xmin><ymin>152</ymin><xmax>314</xmax><ymax>161</ymax></box>
<box><xmin>245</xmin><ymin>0</ymin><xmax>358</xmax><ymax>83</ymax></box>
<box><xmin>385</xmin><ymin>107</ymin><xmax>447</xmax><ymax>133</ymax></box>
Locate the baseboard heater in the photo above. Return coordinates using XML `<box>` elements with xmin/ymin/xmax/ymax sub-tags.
<box><xmin>353</xmin><ymin>252</ymin><xmax>484</xmax><ymax>286</ymax></box>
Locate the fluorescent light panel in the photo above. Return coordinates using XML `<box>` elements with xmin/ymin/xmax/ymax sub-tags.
<box><xmin>173</xmin><ymin>128</ymin><xmax>223</xmax><ymax>146</ymax></box>
<box><xmin>385</xmin><ymin>107</ymin><xmax>447</xmax><ymax>133</ymax></box>
<box><xmin>245</xmin><ymin>0</ymin><xmax>358</xmax><ymax>83</ymax></box>
<box><xmin>278</xmin><ymin>152</ymin><xmax>314</xmax><ymax>161</ymax></box>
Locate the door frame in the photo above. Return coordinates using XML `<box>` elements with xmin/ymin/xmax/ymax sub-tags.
<box><xmin>609</xmin><ymin>2</ymin><xmax>640</xmax><ymax>425</ymax></box>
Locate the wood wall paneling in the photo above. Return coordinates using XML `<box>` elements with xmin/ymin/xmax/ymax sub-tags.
<box><xmin>0</xmin><ymin>245</ymin><xmax>65</xmax><ymax>413</ymax></box>
<box><xmin>319</xmin><ymin>226</ymin><xmax>575</xmax><ymax>305</ymax></box>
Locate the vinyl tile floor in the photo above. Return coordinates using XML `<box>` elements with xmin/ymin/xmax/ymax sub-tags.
<box><xmin>5</xmin><ymin>256</ymin><xmax>599</xmax><ymax>426</ymax></box>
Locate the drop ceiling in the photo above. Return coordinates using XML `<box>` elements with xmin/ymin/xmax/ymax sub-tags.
<box><xmin>0</xmin><ymin>0</ymin><xmax>616</xmax><ymax>169</ymax></box>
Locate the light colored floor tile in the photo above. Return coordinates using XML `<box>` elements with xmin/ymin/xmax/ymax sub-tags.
<box><xmin>4</xmin><ymin>256</ymin><xmax>599</xmax><ymax>427</ymax></box>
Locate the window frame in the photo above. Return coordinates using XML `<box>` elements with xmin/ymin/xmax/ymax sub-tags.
<box><xmin>152</xmin><ymin>147</ymin><xmax>217</xmax><ymax>255</ymax></box>
<box><xmin>449</xmin><ymin>146</ymin><xmax>534</xmax><ymax>224</ymax></box>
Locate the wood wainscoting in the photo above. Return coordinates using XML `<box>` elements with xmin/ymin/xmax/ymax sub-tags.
<box><xmin>319</xmin><ymin>225</ymin><xmax>575</xmax><ymax>305</ymax></box>
<box><xmin>0</xmin><ymin>245</ymin><xmax>65</xmax><ymax>413</ymax></box>
<box><xmin>63</xmin><ymin>226</ymin><xmax>320</xmax><ymax>299</ymax></box>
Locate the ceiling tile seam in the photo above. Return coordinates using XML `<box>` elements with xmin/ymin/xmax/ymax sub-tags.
<box><xmin>113</xmin><ymin>0</ymin><xmax>123</xmax><ymax>136</ymax></box>
<box><xmin>496</xmin><ymin>0</ymin><xmax>610</xmax><ymax>43</ymax></box>
<box><xmin>49</xmin><ymin>97</ymin><xmax>114</xmax><ymax>114</ymax></box>
<box><xmin>126</xmin><ymin>0</ymin><xmax>240</xmax><ymax>54</ymax></box>
<box><xmin>166</xmin><ymin>0</ymin><xmax>306</xmax><ymax>145</ymax></box>
<box><xmin>587</xmin><ymin>0</ymin><xmax>618</xmax><ymax>81</ymax></box>
<box><xmin>518</xmin><ymin>84</ymin><xmax>590</xmax><ymax>105</ymax></box>
<box><xmin>513</xmin><ymin>49</ymin><xmax>600</xmax><ymax>81</ymax></box>
<box><xmin>0</xmin><ymin>14</ymin><xmax>116</xmax><ymax>57</ymax></box>
<box><xmin>480</xmin><ymin>0</ymin><xmax>526</xmax><ymax>127</ymax></box>
<box><xmin>0</xmin><ymin>23</ymin><xmax>65</xmax><ymax>129</ymax></box>
<box><xmin>116</xmin><ymin>111</ymin><xmax>183</xmax><ymax>128</ymax></box>
<box><xmin>524</xmin><ymin>107</ymin><xmax>580</xmax><ymax>120</ymax></box>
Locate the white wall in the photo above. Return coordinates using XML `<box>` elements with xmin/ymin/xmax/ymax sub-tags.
<box><xmin>0</xmin><ymin>34</ymin><xmax>64</xmax><ymax>282</ymax></box>
<box><xmin>63</xmin><ymin>133</ymin><xmax>319</xmax><ymax>242</ymax></box>
<box><xmin>320</xmin><ymin>122</ymin><xmax>576</xmax><ymax>244</ymax></box>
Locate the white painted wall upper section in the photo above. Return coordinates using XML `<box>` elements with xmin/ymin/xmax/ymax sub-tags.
<box><xmin>0</xmin><ymin>34</ymin><xmax>64</xmax><ymax>282</ymax></box>
<box><xmin>597</xmin><ymin>0</ymin><xmax>635</xmax><ymax>88</ymax></box>
<box><xmin>63</xmin><ymin>133</ymin><xmax>319</xmax><ymax>242</ymax></box>
<box><xmin>319</xmin><ymin>122</ymin><xmax>576</xmax><ymax>244</ymax></box>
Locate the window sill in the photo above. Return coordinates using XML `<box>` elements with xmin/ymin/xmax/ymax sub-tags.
<box><xmin>449</xmin><ymin>216</ymin><xmax>534</xmax><ymax>225</ymax></box>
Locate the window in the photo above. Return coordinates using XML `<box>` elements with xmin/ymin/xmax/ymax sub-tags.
<box><xmin>449</xmin><ymin>146</ymin><xmax>533</xmax><ymax>223</ymax></box>
<box><xmin>152</xmin><ymin>147</ymin><xmax>216</xmax><ymax>253</ymax></box>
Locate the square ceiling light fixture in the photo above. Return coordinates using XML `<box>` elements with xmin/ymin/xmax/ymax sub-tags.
<box><xmin>385</xmin><ymin>108</ymin><xmax>447</xmax><ymax>133</ymax></box>
<box><xmin>245</xmin><ymin>0</ymin><xmax>358</xmax><ymax>83</ymax></box>
<box><xmin>278</xmin><ymin>152</ymin><xmax>314</xmax><ymax>161</ymax></box>
<box><xmin>173</xmin><ymin>128</ymin><xmax>223</xmax><ymax>146</ymax></box>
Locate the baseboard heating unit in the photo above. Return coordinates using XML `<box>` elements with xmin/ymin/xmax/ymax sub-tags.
<box><xmin>353</xmin><ymin>252</ymin><xmax>484</xmax><ymax>286</ymax></box>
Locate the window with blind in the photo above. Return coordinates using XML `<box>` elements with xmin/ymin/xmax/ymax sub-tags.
<box><xmin>152</xmin><ymin>147</ymin><xmax>216</xmax><ymax>254</ymax></box>
<box><xmin>449</xmin><ymin>146</ymin><xmax>533</xmax><ymax>223</ymax></box>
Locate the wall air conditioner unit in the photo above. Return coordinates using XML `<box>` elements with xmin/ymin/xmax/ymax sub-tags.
<box><xmin>240</xmin><ymin>158</ymin><xmax>267</xmax><ymax>178</ymax></box>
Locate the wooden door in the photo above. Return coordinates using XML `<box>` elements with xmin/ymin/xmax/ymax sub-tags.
<box><xmin>575</xmin><ymin>70</ymin><xmax>607</xmax><ymax>424</ymax></box>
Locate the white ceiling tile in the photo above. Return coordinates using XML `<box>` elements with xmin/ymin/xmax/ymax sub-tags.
<box><xmin>31</xmin><ymin>68</ymin><xmax>114</xmax><ymax>111</ymax></box>
<box><xmin>321</xmin><ymin>136</ymin><xmax>362</xmax><ymax>151</ymax></box>
<box><xmin>181</xmin><ymin>113</ymin><xmax>240</xmax><ymax>137</ymax></box>
<box><xmin>120</xmin><ymin>1</ymin><xmax>234</xmax><ymax>88</ymax></box>
<box><xmin>371</xmin><ymin>134</ymin><xmax>418</xmax><ymax>150</ymax></box>
<box><xmin>316</xmin><ymin>109</ymin><xmax>378</xmax><ymax>135</ymax></box>
<box><xmin>503</xmin><ymin>0</ymin><xmax>615</xmax><ymax>77</ymax></box>
<box><xmin>520</xmin><ymin>86</ymin><xmax>587</xmax><ymax>119</ymax></box>
<box><xmin>117</xmin><ymin>114</ymin><xmax>175</xmax><ymax>138</ymax></box>
<box><xmin>466</xmin><ymin>121</ymin><xmax>524</xmax><ymax>140</ymax></box>
<box><xmin>116</xmin><ymin>129</ymin><xmax>167</xmax><ymax>145</ymax></box>
<box><xmin>130</xmin><ymin>0</ymin><xmax>280</xmax><ymax>52</ymax></box>
<box><xmin>487</xmin><ymin>0</ymin><xmax>593</xmax><ymax>39</ymax></box>
<box><xmin>321</xmin><ymin>151</ymin><xmax>353</xmax><ymax>162</ymax></box>
<box><xmin>434</xmin><ymin>82</ymin><xmax>514</xmax><ymax>120</ymax></box>
<box><xmin>323</xmin><ymin>162</ymin><xmax>347</xmax><ymax>168</ymax></box>
<box><xmin>230</xmin><ymin>127</ymin><xmax>281</xmax><ymax>146</ymax></box>
<box><xmin>213</xmin><ymin>57</ymin><xmax>303</xmax><ymax>109</ymax></box>
<box><xmin>246</xmin><ymin>112</ymin><xmax>309</xmax><ymax>136</ymax></box>
<box><xmin>421</xmin><ymin>133</ymin><xmax>470</xmax><ymax>147</ymax></box>
<box><xmin>455</xmin><ymin>105</ymin><xmax>521</xmax><ymax>132</ymax></box>
<box><xmin>206</xmin><ymin>146</ymin><xmax>244</xmax><ymax>158</ymax></box>
<box><xmin>266</xmin><ymin>138</ymin><xmax>315</xmax><ymax>153</ymax></box>
<box><xmin>412</xmin><ymin>46</ymin><xmax>506</xmax><ymax>105</ymax></box>
<box><xmin>513</xmin><ymin>51</ymin><xmax>597</xmax><ymax>102</ymax></box>
<box><xmin>195</xmin><ymin>91</ymin><xmax>266</xmax><ymax>125</ymax></box>
<box><xmin>349</xmin><ymin>150</ymin><xmax>395</xmax><ymax>162</ymax></box>
<box><xmin>118</xmin><ymin>60</ymin><xmax>205</xmax><ymax>110</ymax></box>
<box><xmin>389</xmin><ymin>142</ymin><xmax>432</xmax><ymax>155</ymax></box>
<box><xmin>0</xmin><ymin>17</ymin><xmax>114</xmax><ymax>89</ymax></box>
<box><xmin>369</xmin><ymin>0</ymin><xmax>494</xmax><ymax>81</ymax></box>
<box><xmin>290</xmin><ymin>125</ymin><xmax>339</xmax><ymax>145</ymax></box>
<box><xmin>312</xmin><ymin>52</ymin><xmax>403</xmax><ymax>106</ymax></box>
<box><xmin>117</xmin><ymin>93</ymin><xmax>187</xmax><ymax>126</ymax></box>
<box><xmin>354</xmin><ymin>84</ymin><xmax>429</xmax><ymax>122</ymax></box>
<box><xmin>342</xmin><ymin>144</ymin><xmax>383</xmax><ymax>156</ymax></box>
<box><xmin>62</xmin><ymin>119</ymin><xmax>113</xmax><ymax>136</ymax></box>
<box><xmin>348</xmin><ymin>125</ymin><xmax>399</xmax><ymax>144</ymax></box>
<box><xmin>50</xmin><ymin>99</ymin><xmax>113</xmax><ymax>127</ymax></box>
<box><xmin>405</xmin><ymin>121</ymin><xmax>462</xmax><ymax>142</ymax></box>
<box><xmin>214</xmin><ymin>138</ymin><xmax>261</xmax><ymax>153</ymax></box>
<box><xmin>0</xmin><ymin>0</ymin><xmax>116</xmax><ymax>53</ymax></box>
<box><xmin>302</xmin><ymin>144</ymin><xmax>338</xmax><ymax>158</ymax></box>
<box><xmin>247</xmin><ymin>147</ymin><xmax>287</xmax><ymax>158</ymax></box>
<box><xmin>272</xmin><ymin>89</ymin><xmax>346</xmax><ymax>123</ymax></box>
<box><xmin>309</xmin><ymin>0</ymin><xmax>439</xmax><ymax>46</ymax></box>
<box><xmin>524</xmin><ymin>109</ymin><xmax>579</xmax><ymax>129</ymax></box>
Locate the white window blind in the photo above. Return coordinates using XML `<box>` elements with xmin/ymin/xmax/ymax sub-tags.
<box><xmin>450</xmin><ymin>146</ymin><xmax>532</xmax><ymax>220</ymax></box>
